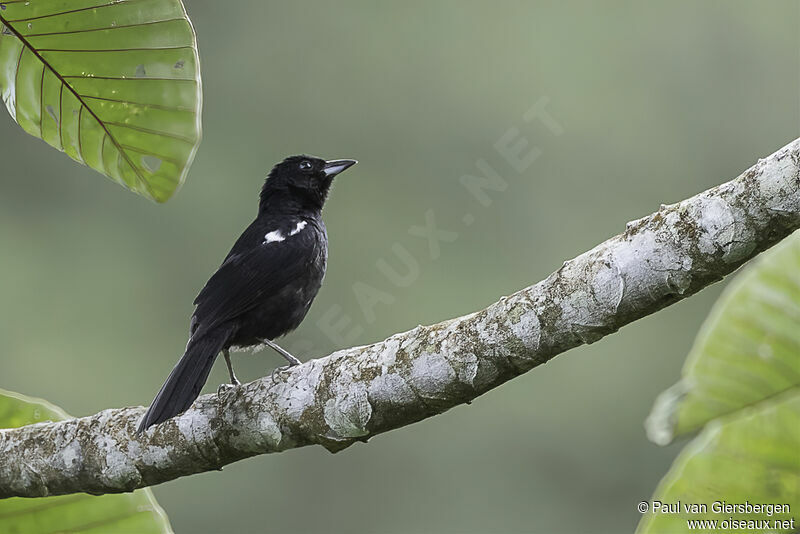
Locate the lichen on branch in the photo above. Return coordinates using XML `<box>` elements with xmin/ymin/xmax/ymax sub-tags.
<box><xmin>1</xmin><ymin>138</ymin><xmax>799</xmax><ymax>499</ymax></box>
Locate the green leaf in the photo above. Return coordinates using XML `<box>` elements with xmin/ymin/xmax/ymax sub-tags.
<box><xmin>637</xmin><ymin>395</ymin><xmax>799</xmax><ymax>534</ymax></box>
<box><xmin>0</xmin><ymin>388</ymin><xmax>173</xmax><ymax>534</ymax></box>
<box><xmin>0</xmin><ymin>0</ymin><xmax>202</xmax><ymax>202</ymax></box>
<box><xmin>646</xmin><ymin>231</ymin><xmax>800</xmax><ymax>444</ymax></box>
<box><xmin>637</xmin><ymin>231</ymin><xmax>800</xmax><ymax>534</ymax></box>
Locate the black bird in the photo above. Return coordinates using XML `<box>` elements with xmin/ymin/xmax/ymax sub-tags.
<box><xmin>138</xmin><ymin>155</ymin><xmax>357</xmax><ymax>433</ymax></box>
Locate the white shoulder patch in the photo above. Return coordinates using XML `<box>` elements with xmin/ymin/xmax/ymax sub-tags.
<box><xmin>263</xmin><ymin>221</ymin><xmax>306</xmax><ymax>245</ymax></box>
<box><xmin>263</xmin><ymin>230</ymin><xmax>285</xmax><ymax>244</ymax></box>
<box><xmin>290</xmin><ymin>220</ymin><xmax>307</xmax><ymax>236</ymax></box>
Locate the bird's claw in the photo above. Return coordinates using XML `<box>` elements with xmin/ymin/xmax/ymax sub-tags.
<box><xmin>217</xmin><ymin>381</ymin><xmax>240</xmax><ymax>395</ymax></box>
<box><xmin>270</xmin><ymin>363</ymin><xmax>298</xmax><ymax>382</ymax></box>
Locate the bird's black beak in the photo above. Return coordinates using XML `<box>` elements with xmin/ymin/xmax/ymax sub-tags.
<box><xmin>323</xmin><ymin>159</ymin><xmax>358</xmax><ymax>178</ymax></box>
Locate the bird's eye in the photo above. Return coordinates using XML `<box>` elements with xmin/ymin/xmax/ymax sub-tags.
<box><xmin>299</xmin><ymin>160</ymin><xmax>313</xmax><ymax>171</ymax></box>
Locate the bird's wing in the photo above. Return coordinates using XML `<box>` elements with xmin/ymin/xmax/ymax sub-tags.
<box><xmin>190</xmin><ymin>233</ymin><xmax>318</xmax><ymax>340</ymax></box>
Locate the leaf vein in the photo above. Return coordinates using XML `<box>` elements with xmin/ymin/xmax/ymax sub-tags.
<box><xmin>77</xmin><ymin>104</ymin><xmax>85</xmax><ymax>163</ymax></box>
<box><xmin>25</xmin><ymin>17</ymin><xmax>187</xmax><ymax>37</ymax></box>
<box><xmin>38</xmin><ymin>61</ymin><xmax>44</xmax><ymax>135</ymax></box>
<box><xmin>38</xmin><ymin>45</ymin><xmax>194</xmax><ymax>52</ymax></box>
<box><xmin>79</xmin><ymin>94</ymin><xmax>195</xmax><ymax>113</ymax></box>
<box><xmin>121</xmin><ymin>143</ymin><xmax>181</xmax><ymax>166</ymax></box>
<box><xmin>105</xmin><ymin>120</ymin><xmax>195</xmax><ymax>144</ymax></box>
<box><xmin>12</xmin><ymin>44</ymin><xmax>24</xmax><ymax>119</ymax></box>
<box><xmin>4</xmin><ymin>0</ymin><xmax>140</xmax><ymax>24</ymax></box>
<box><xmin>62</xmin><ymin>74</ymin><xmax>197</xmax><ymax>83</ymax></box>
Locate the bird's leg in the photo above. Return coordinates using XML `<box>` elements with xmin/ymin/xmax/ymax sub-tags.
<box><xmin>223</xmin><ymin>349</ymin><xmax>241</xmax><ymax>385</ymax></box>
<box><xmin>217</xmin><ymin>349</ymin><xmax>241</xmax><ymax>394</ymax></box>
<box><xmin>264</xmin><ymin>339</ymin><xmax>302</xmax><ymax>381</ymax></box>
<box><xmin>264</xmin><ymin>339</ymin><xmax>302</xmax><ymax>366</ymax></box>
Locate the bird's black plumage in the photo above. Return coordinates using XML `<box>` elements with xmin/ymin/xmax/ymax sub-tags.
<box><xmin>138</xmin><ymin>155</ymin><xmax>357</xmax><ymax>432</ymax></box>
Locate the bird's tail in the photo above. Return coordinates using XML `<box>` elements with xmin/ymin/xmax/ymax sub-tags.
<box><xmin>137</xmin><ymin>327</ymin><xmax>234</xmax><ymax>433</ymax></box>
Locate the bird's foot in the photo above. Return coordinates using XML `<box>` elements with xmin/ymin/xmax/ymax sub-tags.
<box><xmin>270</xmin><ymin>361</ymin><xmax>300</xmax><ymax>382</ymax></box>
<box><xmin>217</xmin><ymin>380</ymin><xmax>241</xmax><ymax>394</ymax></box>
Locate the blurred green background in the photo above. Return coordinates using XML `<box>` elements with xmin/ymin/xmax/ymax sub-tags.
<box><xmin>1</xmin><ymin>1</ymin><xmax>798</xmax><ymax>533</ymax></box>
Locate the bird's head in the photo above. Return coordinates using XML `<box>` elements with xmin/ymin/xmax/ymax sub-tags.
<box><xmin>260</xmin><ymin>155</ymin><xmax>357</xmax><ymax>213</ymax></box>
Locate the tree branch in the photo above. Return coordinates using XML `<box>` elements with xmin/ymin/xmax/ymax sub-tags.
<box><xmin>2</xmin><ymin>138</ymin><xmax>799</xmax><ymax>498</ymax></box>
